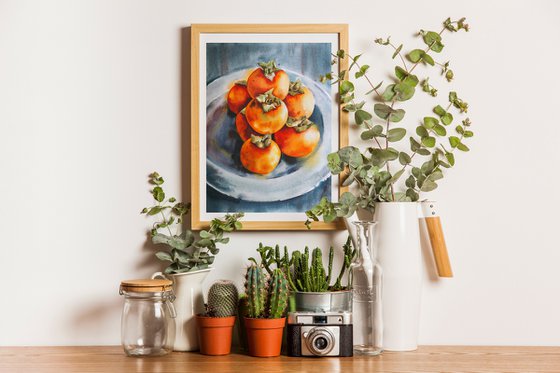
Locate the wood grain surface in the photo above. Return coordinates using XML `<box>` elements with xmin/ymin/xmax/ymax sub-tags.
<box><xmin>0</xmin><ymin>346</ymin><xmax>559</xmax><ymax>373</ymax></box>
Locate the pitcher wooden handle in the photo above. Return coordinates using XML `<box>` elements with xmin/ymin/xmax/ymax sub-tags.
<box><xmin>424</xmin><ymin>216</ymin><xmax>453</xmax><ymax>277</ymax></box>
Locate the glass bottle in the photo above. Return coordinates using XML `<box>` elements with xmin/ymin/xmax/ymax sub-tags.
<box><xmin>350</xmin><ymin>221</ymin><xmax>383</xmax><ymax>355</ymax></box>
<box><xmin>119</xmin><ymin>279</ymin><xmax>176</xmax><ymax>356</ymax></box>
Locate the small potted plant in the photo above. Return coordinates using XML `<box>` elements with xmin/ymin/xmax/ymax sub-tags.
<box><xmin>286</xmin><ymin>238</ymin><xmax>356</xmax><ymax>312</ymax></box>
<box><xmin>141</xmin><ymin>172</ymin><xmax>243</xmax><ymax>351</ymax></box>
<box><xmin>242</xmin><ymin>263</ymin><xmax>289</xmax><ymax>357</ymax></box>
<box><xmin>196</xmin><ymin>280</ymin><xmax>239</xmax><ymax>356</ymax></box>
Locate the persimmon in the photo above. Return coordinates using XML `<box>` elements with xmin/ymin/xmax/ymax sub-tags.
<box><xmin>240</xmin><ymin>135</ymin><xmax>281</xmax><ymax>174</ymax></box>
<box><xmin>274</xmin><ymin>117</ymin><xmax>320</xmax><ymax>158</ymax></box>
<box><xmin>284</xmin><ymin>80</ymin><xmax>315</xmax><ymax>119</ymax></box>
<box><xmin>227</xmin><ymin>81</ymin><xmax>251</xmax><ymax>114</ymax></box>
<box><xmin>235</xmin><ymin>109</ymin><xmax>257</xmax><ymax>142</ymax></box>
<box><xmin>245</xmin><ymin>89</ymin><xmax>288</xmax><ymax>135</ymax></box>
<box><xmin>247</xmin><ymin>60</ymin><xmax>290</xmax><ymax>100</ymax></box>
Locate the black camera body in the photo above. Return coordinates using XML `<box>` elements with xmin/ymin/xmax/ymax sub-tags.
<box><xmin>287</xmin><ymin>311</ymin><xmax>353</xmax><ymax>357</ymax></box>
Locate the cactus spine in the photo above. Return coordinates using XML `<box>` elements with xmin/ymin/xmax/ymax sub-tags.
<box><xmin>268</xmin><ymin>268</ymin><xmax>289</xmax><ymax>319</ymax></box>
<box><xmin>206</xmin><ymin>280</ymin><xmax>239</xmax><ymax>317</ymax></box>
<box><xmin>245</xmin><ymin>264</ymin><xmax>267</xmax><ymax>318</ymax></box>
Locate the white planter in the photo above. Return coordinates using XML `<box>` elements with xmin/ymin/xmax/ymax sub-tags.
<box><xmin>373</xmin><ymin>202</ymin><xmax>422</xmax><ymax>351</ymax></box>
<box><xmin>152</xmin><ymin>268</ymin><xmax>212</xmax><ymax>351</ymax></box>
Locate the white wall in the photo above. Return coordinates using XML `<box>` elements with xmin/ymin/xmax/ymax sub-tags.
<box><xmin>1</xmin><ymin>0</ymin><xmax>559</xmax><ymax>346</ymax></box>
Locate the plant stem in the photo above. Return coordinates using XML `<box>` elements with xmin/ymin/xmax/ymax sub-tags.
<box><xmin>353</xmin><ymin>60</ymin><xmax>385</xmax><ymax>103</ymax></box>
<box><xmin>409</xmin><ymin>27</ymin><xmax>446</xmax><ymax>74</ymax></box>
<box><xmin>389</xmin><ymin>42</ymin><xmax>409</xmax><ymax>72</ymax></box>
<box><xmin>159</xmin><ymin>210</ymin><xmax>173</xmax><ymax>237</ymax></box>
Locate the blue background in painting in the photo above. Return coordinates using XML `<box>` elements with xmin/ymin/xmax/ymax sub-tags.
<box><xmin>206</xmin><ymin>42</ymin><xmax>332</xmax><ymax>213</ymax></box>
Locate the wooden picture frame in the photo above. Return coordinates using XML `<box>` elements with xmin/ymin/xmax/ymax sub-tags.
<box><xmin>191</xmin><ymin>24</ymin><xmax>348</xmax><ymax>230</ymax></box>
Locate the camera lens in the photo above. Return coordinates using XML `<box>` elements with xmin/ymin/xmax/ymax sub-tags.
<box><xmin>305</xmin><ymin>328</ymin><xmax>335</xmax><ymax>356</ymax></box>
<box><xmin>314</xmin><ymin>337</ymin><xmax>328</xmax><ymax>350</ymax></box>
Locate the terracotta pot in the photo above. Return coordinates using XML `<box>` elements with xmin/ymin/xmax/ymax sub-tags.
<box><xmin>244</xmin><ymin>317</ymin><xmax>286</xmax><ymax>357</ymax></box>
<box><xmin>196</xmin><ymin>315</ymin><xmax>236</xmax><ymax>356</ymax></box>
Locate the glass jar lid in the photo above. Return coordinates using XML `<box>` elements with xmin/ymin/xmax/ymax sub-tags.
<box><xmin>120</xmin><ymin>278</ymin><xmax>173</xmax><ymax>293</ymax></box>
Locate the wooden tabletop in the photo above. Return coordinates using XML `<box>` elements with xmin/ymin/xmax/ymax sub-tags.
<box><xmin>0</xmin><ymin>346</ymin><xmax>559</xmax><ymax>372</ymax></box>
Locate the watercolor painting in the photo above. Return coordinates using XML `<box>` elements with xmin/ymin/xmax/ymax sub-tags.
<box><xmin>191</xmin><ymin>26</ymin><xmax>347</xmax><ymax>229</ymax></box>
<box><xmin>205</xmin><ymin>42</ymin><xmax>335</xmax><ymax>211</ymax></box>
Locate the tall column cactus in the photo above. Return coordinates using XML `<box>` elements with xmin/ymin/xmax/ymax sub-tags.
<box><xmin>244</xmin><ymin>264</ymin><xmax>267</xmax><ymax>318</ymax></box>
<box><xmin>268</xmin><ymin>268</ymin><xmax>289</xmax><ymax>319</ymax></box>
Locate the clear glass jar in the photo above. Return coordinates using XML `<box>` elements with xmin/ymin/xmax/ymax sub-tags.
<box><xmin>350</xmin><ymin>221</ymin><xmax>383</xmax><ymax>355</ymax></box>
<box><xmin>119</xmin><ymin>279</ymin><xmax>176</xmax><ymax>356</ymax></box>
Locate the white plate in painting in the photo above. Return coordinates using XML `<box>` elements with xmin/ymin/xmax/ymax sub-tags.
<box><xmin>206</xmin><ymin>69</ymin><xmax>333</xmax><ymax>202</ymax></box>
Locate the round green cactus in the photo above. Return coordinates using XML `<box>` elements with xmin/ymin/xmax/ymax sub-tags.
<box><xmin>206</xmin><ymin>280</ymin><xmax>239</xmax><ymax>317</ymax></box>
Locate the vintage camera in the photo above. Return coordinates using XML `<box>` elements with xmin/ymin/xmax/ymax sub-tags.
<box><xmin>287</xmin><ymin>311</ymin><xmax>353</xmax><ymax>357</ymax></box>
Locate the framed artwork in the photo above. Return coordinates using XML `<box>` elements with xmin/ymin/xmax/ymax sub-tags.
<box><xmin>191</xmin><ymin>24</ymin><xmax>348</xmax><ymax>230</ymax></box>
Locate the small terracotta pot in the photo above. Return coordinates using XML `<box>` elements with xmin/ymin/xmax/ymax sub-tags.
<box><xmin>244</xmin><ymin>317</ymin><xmax>286</xmax><ymax>357</ymax></box>
<box><xmin>196</xmin><ymin>315</ymin><xmax>236</xmax><ymax>356</ymax></box>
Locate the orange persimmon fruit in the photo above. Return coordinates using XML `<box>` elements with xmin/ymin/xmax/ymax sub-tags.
<box><xmin>240</xmin><ymin>135</ymin><xmax>281</xmax><ymax>175</ymax></box>
<box><xmin>247</xmin><ymin>60</ymin><xmax>289</xmax><ymax>100</ymax></box>
<box><xmin>245</xmin><ymin>90</ymin><xmax>288</xmax><ymax>135</ymax></box>
<box><xmin>227</xmin><ymin>81</ymin><xmax>251</xmax><ymax>114</ymax></box>
<box><xmin>284</xmin><ymin>80</ymin><xmax>315</xmax><ymax>119</ymax></box>
<box><xmin>235</xmin><ymin>109</ymin><xmax>257</xmax><ymax>142</ymax></box>
<box><xmin>274</xmin><ymin>118</ymin><xmax>320</xmax><ymax>158</ymax></box>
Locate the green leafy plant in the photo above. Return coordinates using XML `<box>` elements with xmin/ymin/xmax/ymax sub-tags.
<box><xmin>141</xmin><ymin>172</ymin><xmax>244</xmax><ymax>274</ymax></box>
<box><xmin>204</xmin><ymin>280</ymin><xmax>239</xmax><ymax>317</ymax></box>
<box><xmin>307</xmin><ymin>17</ymin><xmax>472</xmax><ymax>228</ymax></box>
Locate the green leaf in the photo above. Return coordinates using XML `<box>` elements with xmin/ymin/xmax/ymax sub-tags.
<box><xmin>412</xmin><ymin>167</ymin><xmax>422</xmax><ymax>178</ymax></box>
<box><xmin>416</xmin><ymin>148</ymin><xmax>431</xmax><ymax>156</ymax></box>
<box><xmin>433</xmin><ymin>124</ymin><xmax>447</xmax><ymax>136</ymax></box>
<box><xmin>355</xmin><ymin>109</ymin><xmax>372</xmax><ymax>125</ymax></box>
<box><xmin>464</xmin><ymin>130</ymin><xmax>474</xmax><ymax>138</ymax></box>
<box><xmin>361</xmin><ymin>125</ymin><xmax>384</xmax><ymax>140</ymax></box>
<box><xmin>407</xmin><ymin>49</ymin><xmax>424</xmax><ymax>63</ymax></box>
<box><xmin>155</xmin><ymin>251</ymin><xmax>173</xmax><ymax>262</ymax></box>
<box><xmin>457</xmin><ymin>142</ymin><xmax>470</xmax><ymax>152</ymax></box>
<box><xmin>373</xmin><ymin>103</ymin><xmax>392</xmax><ymax>119</ymax></box>
<box><xmin>399</xmin><ymin>152</ymin><xmax>412</xmax><ymax>165</ymax></box>
<box><xmin>199</xmin><ymin>230</ymin><xmax>212</xmax><ymax>239</ymax></box>
<box><xmin>394</xmin><ymin>82</ymin><xmax>415</xmax><ymax>101</ymax></box>
<box><xmin>422</xmin><ymin>136</ymin><xmax>436</xmax><ymax>148</ymax></box>
<box><xmin>147</xmin><ymin>206</ymin><xmax>164</xmax><ymax>216</ymax></box>
<box><xmin>327</xmin><ymin>152</ymin><xmax>343</xmax><ymax>174</ymax></box>
<box><xmin>152</xmin><ymin>186</ymin><xmax>165</xmax><ymax>202</ymax></box>
<box><xmin>339</xmin><ymin>80</ymin><xmax>354</xmax><ymax>95</ymax></box>
<box><xmin>410</xmin><ymin>137</ymin><xmax>422</xmax><ymax>152</ymax></box>
<box><xmin>340</xmin><ymin>192</ymin><xmax>357</xmax><ymax>206</ymax></box>
<box><xmin>445</xmin><ymin>152</ymin><xmax>455</xmax><ymax>166</ymax></box>
<box><xmin>423</xmin><ymin>117</ymin><xmax>439</xmax><ymax>129</ymax></box>
<box><xmin>387</xmin><ymin>128</ymin><xmax>406</xmax><ymax>142</ymax></box>
<box><xmin>390</xmin><ymin>169</ymin><xmax>405</xmax><ymax>183</ymax></box>
<box><xmin>449</xmin><ymin>136</ymin><xmax>461</xmax><ymax>148</ymax></box>
<box><xmin>406</xmin><ymin>188</ymin><xmax>419</xmax><ymax>201</ymax></box>
<box><xmin>416</xmin><ymin>126</ymin><xmax>429</xmax><ymax>137</ymax></box>
<box><xmin>420</xmin><ymin>179</ymin><xmax>438</xmax><ymax>192</ymax></box>
<box><xmin>422</xmin><ymin>54</ymin><xmax>435</xmax><ymax>66</ymax></box>
<box><xmin>381</xmin><ymin>84</ymin><xmax>396</xmax><ymax>101</ymax></box>
<box><xmin>392</xmin><ymin>44</ymin><xmax>403</xmax><ymax>59</ymax></box>
<box><xmin>403</xmin><ymin>74</ymin><xmax>419</xmax><ymax>87</ymax></box>
<box><xmin>355</xmin><ymin>64</ymin><xmax>370</xmax><ymax>78</ymax></box>
<box><xmin>389</xmin><ymin>109</ymin><xmax>405</xmax><ymax>122</ymax></box>
<box><xmin>441</xmin><ymin>112</ymin><xmax>453</xmax><ymax>125</ymax></box>
<box><xmin>395</xmin><ymin>66</ymin><xmax>407</xmax><ymax>80</ymax></box>
<box><xmin>422</xmin><ymin>31</ymin><xmax>444</xmax><ymax>52</ymax></box>
<box><xmin>427</xmin><ymin>170</ymin><xmax>444</xmax><ymax>182</ymax></box>
<box><xmin>433</xmin><ymin>105</ymin><xmax>446</xmax><ymax>116</ymax></box>
<box><xmin>405</xmin><ymin>175</ymin><xmax>416</xmax><ymax>188</ymax></box>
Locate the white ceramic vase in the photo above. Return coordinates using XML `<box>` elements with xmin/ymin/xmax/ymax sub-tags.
<box><xmin>345</xmin><ymin>202</ymin><xmax>422</xmax><ymax>351</ymax></box>
<box><xmin>374</xmin><ymin>202</ymin><xmax>422</xmax><ymax>351</ymax></box>
<box><xmin>152</xmin><ymin>268</ymin><xmax>212</xmax><ymax>351</ymax></box>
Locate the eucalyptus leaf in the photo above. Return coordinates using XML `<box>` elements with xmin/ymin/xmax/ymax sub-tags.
<box><xmin>155</xmin><ymin>251</ymin><xmax>173</xmax><ymax>262</ymax></box>
<box><xmin>433</xmin><ymin>124</ymin><xmax>447</xmax><ymax>136</ymax></box>
<box><xmin>445</xmin><ymin>152</ymin><xmax>455</xmax><ymax>166</ymax></box>
<box><xmin>442</xmin><ymin>112</ymin><xmax>453</xmax><ymax>125</ymax></box>
<box><xmin>407</xmin><ymin>49</ymin><xmax>424</xmax><ymax>63</ymax></box>
<box><xmin>381</xmin><ymin>84</ymin><xmax>396</xmax><ymax>101</ymax></box>
<box><xmin>373</xmin><ymin>103</ymin><xmax>392</xmax><ymax>120</ymax></box>
<box><xmin>394</xmin><ymin>82</ymin><xmax>415</xmax><ymax>101</ymax></box>
<box><xmin>449</xmin><ymin>136</ymin><xmax>461</xmax><ymax>148</ymax></box>
<box><xmin>387</xmin><ymin>128</ymin><xmax>406</xmax><ymax>142</ymax></box>
<box><xmin>406</xmin><ymin>188</ymin><xmax>419</xmax><ymax>201</ymax></box>
<box><xmin>420</xmin><ymin>179</ymin><xmax>438</xmax><ymax>192</ymax></box>
<box><xmin>416</xmin><ymin>126</ymin><xmax>429</xmax><ymax>137</ymax></box>
<box><xmin>399</xmin><ymin>152</ymin><xmax>412</xmax><ymax>165</ymax></box>
<box><xmin>355</xmin><ymin>109</ymin><xmax>373</xmax><ymax>125</ymax></box>
<box><xmin>405</xmin><ymin>175</ymin><xmax>416</xmax><ymax>188</ymax></box>
<box><xmin>422</xmin><ymin>136</ymin><xmax>436</xmax><ymax>148</ymax></box>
